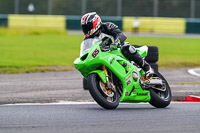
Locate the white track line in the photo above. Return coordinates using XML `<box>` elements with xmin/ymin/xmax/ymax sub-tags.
<box><xmin>188</xmin><ymin>68</ymin><xmax>200</xmax><ymax>77</ymax></box>
<box><xmin>187</xmin><ymin>95</ymin><xmax>200</xmax><ymax>98</ymax></box>
<box><xmin>1</xmin><ymin>101</ymin><xmax>149</xmax><ymax>106</ymax></box>
<box><xmin>1</xmin><ymin>101</ymin><xmax>199</xmax><ymax>107</ymax></box>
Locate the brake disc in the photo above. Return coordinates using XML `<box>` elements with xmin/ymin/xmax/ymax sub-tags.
<box><xmin>99</xmin><ymin>81</ymin><xmax>114</xmax><ymax>97</ymax></box>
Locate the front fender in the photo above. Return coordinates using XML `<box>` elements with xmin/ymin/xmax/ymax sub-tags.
<box><xmin>88</xmin><ymin>70</ymin><xmax>106</xmax><ymax>84</ymax></box>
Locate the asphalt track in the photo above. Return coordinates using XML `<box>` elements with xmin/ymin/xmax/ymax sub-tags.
<box><xmin>0</xmin><ymin>68</ymin><xmax>199</xmax><ymax>133</ymax></box>
<box><xmin>0</xmin><ymin>65</ymin><xmax>200</xmax><ymax>133</ymax></box>
<box><xmin>0</xmin><ymin>68</ymin><xmax>200</xmax><ymax>104</ymax></box>
<box><xmin>0</xmin><ymin>102</ymin><xmax>200</xmax><ymax>133</ymax></box>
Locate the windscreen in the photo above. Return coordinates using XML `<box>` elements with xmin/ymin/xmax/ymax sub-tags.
<box><xmin>80</xmin><ymin>38</ymin><xmax>101</xmax><ymax>56</ymax></box>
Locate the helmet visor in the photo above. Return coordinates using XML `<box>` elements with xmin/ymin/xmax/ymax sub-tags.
<box><xmin>82</xmin><ymin>23</ymin><xmax>93</xmax><ymax>35</ymax></box>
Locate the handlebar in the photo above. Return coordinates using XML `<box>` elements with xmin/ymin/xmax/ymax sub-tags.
<box><xmin>100</xmin><ymin>43</ymin><xmax>122</xmax><ymax>51</ymax></box>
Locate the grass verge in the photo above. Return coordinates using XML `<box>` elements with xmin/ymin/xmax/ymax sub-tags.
<box><xmin>0</xmin><ymin>29</ymin><xmax>200</xmax><ymax>74</ymax></box>
<box><xmin>0</xmin><ymin>66</ymin><xmax>74</xmax><ymax>74</ymax></box>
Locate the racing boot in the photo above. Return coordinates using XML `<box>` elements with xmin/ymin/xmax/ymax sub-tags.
<box><xmin>142</xmin><ymin>61</ymin><xmax>154</xmax><ymax>77</ymax></box>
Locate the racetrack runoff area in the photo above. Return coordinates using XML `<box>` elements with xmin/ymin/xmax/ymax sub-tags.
<box><xmin>0</xmin><ymin>68</ymin><xmax>199</xmax><ymax>104</ymax></box>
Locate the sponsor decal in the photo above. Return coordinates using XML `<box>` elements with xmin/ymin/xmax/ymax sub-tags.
<box><xmin>125</xmin><ymin>92</ymin><xmax>129</xmax><ymax>96</ymax></box>
<box><xmin>110</xmin><ymin>58</ymin><xmax>115</xmax><ymax>64</ymax></box>
<box><xmin>92</xmin><ymin>49</ymin><xmax>99</xmax><ymax>58</ymax></box>
<box><xmin>126</xmin><ymin>80</ymin><xmax>131</xmax><ymax>86</ymax></box>
<box><xmin>125</xmin><ymin>75</ymin><xmax>131</xmax><ymax>81</ymax></box>
<box><xmin>137</xmin><ymin>93</ymin><xmax>149</xmax><ymax>96</ymax></box>
<box><xmin>135</xmin><ymin>67</ymin><xmax>138</xmax><ymax>72</ymax></box>
<box><xmin>108</xmin><ymin>56</ymin><xmax>113</xmax><ymax>61</ymax></box>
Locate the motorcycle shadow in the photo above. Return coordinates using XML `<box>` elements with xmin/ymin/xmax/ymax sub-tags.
<box><xmin>87</xmin><ymin>104</ymin><xmax>171</xmax><ymax>111</ymax></box>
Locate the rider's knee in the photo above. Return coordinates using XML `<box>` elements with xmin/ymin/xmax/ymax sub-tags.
<box><xmin>122</xmin><ymin>44</ymin><xmax>136</xmax><ymax>55</ymax></box>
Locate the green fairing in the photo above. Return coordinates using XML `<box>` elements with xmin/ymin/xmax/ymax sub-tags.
<box><xmin>89</xmin><ymin>70</ymin><xmax>106</xmax><ymax>84</ymax></box>
<box><xmin>74</xmin><ymin>41</ymin><xmax>150</xmax><ymax>103</ymax></box>
<box><xmin>136</xmin><ymin>46</ymin><xmax>148</xmax><ymax>57</ymax></box>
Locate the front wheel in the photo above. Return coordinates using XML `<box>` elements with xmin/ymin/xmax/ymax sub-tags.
<box><xmin>149</xmin><ymin>71</ymin><xmax>172</xmax><ymax>108</ymax></box>
<box><xmin>87</xmin><ymin>73</ymin><xmax>119</xmax><ymax>109</ymax></box>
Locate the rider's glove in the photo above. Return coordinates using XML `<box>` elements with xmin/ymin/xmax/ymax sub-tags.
<box><xmin>110</xmin><ymin>38</ymin><xmax>121</xmax><ymax>50</ymax></box>
<box><xmin>114</xmin><ymin>38</ymin><xmax>121</xmax><ymax>45</ymax></box>
<box><xmin>110</xmin><ymin>43</ymin><xmax>118</xmax><ymax>50</ymax></box>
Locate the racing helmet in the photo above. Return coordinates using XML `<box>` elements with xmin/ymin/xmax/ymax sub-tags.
<box><xmin>81</xmin><ymin>12</ymin><xmax>102</xmax><ymax>37</ymax></box>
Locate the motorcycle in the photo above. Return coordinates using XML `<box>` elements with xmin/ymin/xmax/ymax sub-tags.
<box><xmin>74</xmin><ymin>38</ymin><xmax>171</xmax><ymax>109</ymax></box>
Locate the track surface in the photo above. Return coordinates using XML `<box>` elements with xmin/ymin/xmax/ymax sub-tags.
<box><xmin>0</xmin><ymin>68</ymin><xmax>200</xmax><ymax>133</ymax></box>
<box><xmin>0</xmin><ymin>102</ymin><xmax>200</xmax><ymax>133</ymax></box>
<box><xmin>0</xmin><ymin>68</ymin><xmax>200</xmax><ymax>104</ymax></box>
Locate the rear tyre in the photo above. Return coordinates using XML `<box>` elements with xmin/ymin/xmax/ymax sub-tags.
<box><xmin>149</xmin><ymin>63</ymin><xmax>158</xmax><ymax>72</ymax></box>
<box><xmin>145</xmin><ymin>46</ymin><xmax>159</xmax><ymax>63</ymax></box>
<box><xmin>149</xmin><ymin>71</ymin><xmax>171</xmax><ymax>108</ymax></box>
<box><xmin>87</xmin><ymin>73</ymin><xmax>119</xmax><ymax>109</ymax></box>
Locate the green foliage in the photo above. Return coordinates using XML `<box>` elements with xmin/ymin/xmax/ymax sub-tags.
<box><xmin>0</xmin><ymin>0</ymin><xmax>14</xmax><ymax>14</ymax></box>
<box><xmin>0</xmin><ymin>0</ymin><xmax>200</xmax><ymax>18</ymax></box>
<box><xmin>52</xmin><ymin>0</ymin><xmax>81</xmax><ymax>15</ymax></box>
<box><xmin>18</xmin><ymin>0</ymin><xmax>48</xmax><ymax>14</ymax></box>
<box><xmin>86</xmin><ymin>0</ymin><xmax>117</xmax><ymax>16</ymax></box>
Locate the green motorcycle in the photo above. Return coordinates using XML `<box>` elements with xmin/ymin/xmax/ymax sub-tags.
<box><xmin>74</xmin><ymin>38</ymin><xmax>171</xmax><ymax>109</ymax></box>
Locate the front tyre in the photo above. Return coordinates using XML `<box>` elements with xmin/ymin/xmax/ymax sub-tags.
<box><xmin>87</xmin><ymin>73</ymin><xmax>119</xmax><ymax>109</ymax></box>
<box><xmin>149</xmin><ymin>71</ymin><xmax>172</xmax><ymax>108</ymax></box>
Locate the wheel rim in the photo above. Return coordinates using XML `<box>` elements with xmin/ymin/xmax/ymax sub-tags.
<box><xmin>151</xmin><ymin>75</ymin><xmax>170</xmax><ymax>101</ymax></box>
<box><xmin>96</xmin><ymin>78</ymin><xmax>117</xmax><ymax>103</ymax></box>
<box><xmin>99</xmin><ymin>81</ymin><xmax>114</xmax><ymax>97</ymax></box>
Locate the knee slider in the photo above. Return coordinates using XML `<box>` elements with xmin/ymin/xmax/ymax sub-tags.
<box><xmin>122</xmin><ymin>45</ymin><xmax>137</xmax><ymax>61</ymax></box>
<box><xmin>122</xmin><ymin>44</ymin><xmax>136</xmax><ymax>54</ymax></box>
<box><xmin>128</xmin><ymin>45</ymin><xmax>136</xmax><ymax>54</ymax></box>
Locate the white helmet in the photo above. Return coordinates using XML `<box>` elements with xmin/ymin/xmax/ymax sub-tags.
<box><xmin>81</xmin><ymin>12</ymin><xmax>102</xmax><ymax>37</ymax></box>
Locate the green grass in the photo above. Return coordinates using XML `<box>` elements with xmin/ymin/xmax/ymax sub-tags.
<box><xmin>0</xmin><ymin>34</ymin><xmax>82</xmax><ymax>66</ymax></box>
<box><xmin>0</xmin><ymin>28</ymin><xmax>83</xmax><ymax>73</ymax></box>
<box><xmin>127</xmin><ymin>37</ymin><xmax>200</xmax><ymax>67</ymax></box>
<box><xmin>0</xmin><ymin>29</ymin><xmax>200</xmax><ymax>74</ymax></box>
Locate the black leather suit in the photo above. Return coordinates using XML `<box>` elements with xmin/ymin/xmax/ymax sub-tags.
<box><xmin>85</xmin><ymin>22</ymin><xmax>149</xmax><ymax>71</ymax></box>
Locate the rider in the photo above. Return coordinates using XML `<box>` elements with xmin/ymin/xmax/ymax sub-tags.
<box><xmin>80</xmin><ymin>12</ymin><xmax>154</xmax><ymax>77</ymax></box>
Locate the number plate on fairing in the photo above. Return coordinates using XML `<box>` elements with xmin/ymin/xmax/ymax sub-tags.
<box><xmin>92</xmin><ymin>49</ymin><xmax>99</xmax><ymax>58</ymax></box>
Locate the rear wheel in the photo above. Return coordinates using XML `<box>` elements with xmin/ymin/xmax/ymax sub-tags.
<box><xmin>145</xmin><ymin>46</ymin><xmax>159</xmax><ymax>63</ymax></box>
<box><xmin>149</xmin><ymin>71</ymin><xmax>171</xmax><ymax>108</ymax></box>
<box><xmin>149</xmin><ymin>63</ymin><xmax>158</xmax><ymax>72</ymax></box>
<box><xmin>87</xmin><ymin>73</ymin><xmax>119</xmax><ymax>109</ymax></box>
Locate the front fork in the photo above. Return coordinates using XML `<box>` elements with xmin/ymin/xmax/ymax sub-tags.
<box><xmin>102</xmin><ymin>65</ymin><xmax>112</xmax><ymax>89</ymax></box>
